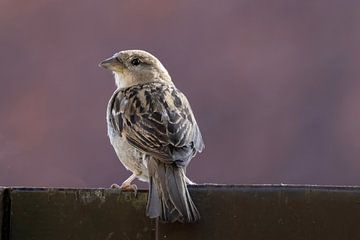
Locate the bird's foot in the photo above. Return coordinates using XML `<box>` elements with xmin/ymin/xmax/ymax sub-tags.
<box><xmin>110</xmin><ymin>183</ymin><xmax>121</xmax><ymax>189</ymax></box>
<box><xmin>110</xmin><ymin>182</ymin><xmax>138</xmax><ymax>197</ymax></box>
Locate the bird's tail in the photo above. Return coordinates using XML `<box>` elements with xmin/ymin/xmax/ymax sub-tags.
<box><xmin>146</xmin><ymin>160</ymin><xmax>200</xmax><ymax>223</ymax></box>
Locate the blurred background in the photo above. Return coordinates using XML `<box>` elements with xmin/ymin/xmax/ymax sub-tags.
<box><xmin>0</xmin><ymin>0</ymin><xmax>359</xmax><ymax>187</ymax></box>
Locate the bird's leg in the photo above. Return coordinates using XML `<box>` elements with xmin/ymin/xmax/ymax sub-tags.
<box><xmin>111</xmin><ymin>173</ymin><xmax>138</xmax><ymax>195</ymax></box>
<box><xmin>185</xmin><ymin>176</ymin><xmax>197</xmax><ymax>185</ymax></box>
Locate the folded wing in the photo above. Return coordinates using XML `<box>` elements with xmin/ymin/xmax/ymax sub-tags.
<box><xmin>109</xmin><ymin>82</ymin><xmax>204</xmax><ymax>167</ymax></box>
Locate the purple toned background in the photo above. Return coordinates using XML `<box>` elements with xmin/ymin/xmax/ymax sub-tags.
<box><xmin>1</xmin><ymin>0</ymin><xmax>360</xmax><ymax>187</ymax></box>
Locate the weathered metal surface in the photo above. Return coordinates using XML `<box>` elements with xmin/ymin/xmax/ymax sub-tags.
<box><xmin>158</xmin><ymin>185</ymin><xmax>360</xmax><ymax>240</ymax></box>
<box><xmin>2</xmin><ymin>185</ymin><xmax>360</xmax><ymax>239</ymax></box>
<box><xmin>0</xmin><ymin>188</ymin><xmax>4</xmax><ymax>240</ymax></box>
<box><xmin>9</xmin><ymin>188</ymin><xmax>153</xmax><ymax>240</ymax></box>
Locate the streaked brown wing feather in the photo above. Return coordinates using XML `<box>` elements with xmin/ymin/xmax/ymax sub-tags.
<box><xmin>110</xmin><ymin>82</ymin><xmax>204</xmax><ymax>166</ymax></box>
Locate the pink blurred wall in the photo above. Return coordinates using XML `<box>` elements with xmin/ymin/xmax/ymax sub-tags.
<box><xmin>0</xmin><ymin>0</ymin><xmax>360</xmax><ymax>187</ymax></box>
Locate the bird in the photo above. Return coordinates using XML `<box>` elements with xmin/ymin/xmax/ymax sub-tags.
<box><xmin>99</xmin><ymin>50</ymin><xmax>204</xmax><ymax>223</ymax></box>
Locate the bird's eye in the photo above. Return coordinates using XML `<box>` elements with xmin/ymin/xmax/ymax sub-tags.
<box><xmin>131</xmin><ymin>58</ymin><xmax>141</xmax><ymax>66</ymax></box>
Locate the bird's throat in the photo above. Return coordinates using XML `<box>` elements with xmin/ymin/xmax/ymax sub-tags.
<box><xmin>113</xmin><ymin>72</ymin><xmax>127</xmax><ymax>89</ymax></box>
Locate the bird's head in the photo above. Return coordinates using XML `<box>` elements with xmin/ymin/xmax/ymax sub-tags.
<box><xmin>99</xmin><ymin>50</ymin><xmax>172</xmax><ymax>88</ymax></box>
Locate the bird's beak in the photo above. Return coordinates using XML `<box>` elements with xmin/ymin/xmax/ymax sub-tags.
<box><xmin>98</xmin><ymin>56</ymin><xmax>123</xmax><ymax>71</ymax></box>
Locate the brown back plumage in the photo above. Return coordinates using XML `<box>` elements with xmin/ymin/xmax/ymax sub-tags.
<box><xmin>109</xmin><ymin>82</ymin><xmax>204</xmax><ymax>165</ymax></box>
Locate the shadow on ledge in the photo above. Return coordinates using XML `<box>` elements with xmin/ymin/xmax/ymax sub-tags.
<box><xmin>1</xmin><ymin>184</ymin><xmax>360</xmax><ymax>240</ymax></box>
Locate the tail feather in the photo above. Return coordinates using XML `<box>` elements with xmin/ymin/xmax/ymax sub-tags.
<box><xmin>146</xmin><ymin>159</ymin><xmax>200</xmax><ymax>223</ymax></box>
<box><xmin>165</xmin><ymin>166</ymin><xmax>189</xmax><ymax>217</ymax></box>
<box><xmin>146</xmin><ymin>177</ymin><xmax>161</xmax><ymax>218</ymax></box>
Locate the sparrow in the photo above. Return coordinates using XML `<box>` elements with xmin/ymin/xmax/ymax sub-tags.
<box><xmin>99</xmin><ymin>50</ymin><xmax>204</xmax><ymax>223</ymax></box>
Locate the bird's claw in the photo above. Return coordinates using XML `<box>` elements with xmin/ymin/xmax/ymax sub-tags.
<box><xmin>110</xmin><ymin>183</ymin><xmax>122</xmax><ymax>189</ymax></box>
<box><xmin>110</xmin><ymin>183</ymin><xmax>138</xmax><ymax>197</ymax></box>
<box><xmin>123</xmin><ymin>184</ymin><xmax>138</xmax><ymax>197</ymax></box>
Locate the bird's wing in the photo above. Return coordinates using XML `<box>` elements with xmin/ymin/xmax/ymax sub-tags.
<box><xmin>109</xmin><ymin>82</ymin><xmax>204</xmax><ymax>166</ymax></box>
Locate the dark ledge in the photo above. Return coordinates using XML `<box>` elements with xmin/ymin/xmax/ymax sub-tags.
<box><xmin>1</xmin><ymin>184</ymin><xmax>360</xmax><ymax>240</ymax></box>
